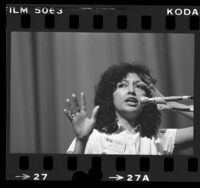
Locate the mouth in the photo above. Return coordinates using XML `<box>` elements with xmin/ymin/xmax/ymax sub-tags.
<box><xmin>125</xmin><ymin>97</ymin><xmax>139</xmax><ymax>106</ymax></box>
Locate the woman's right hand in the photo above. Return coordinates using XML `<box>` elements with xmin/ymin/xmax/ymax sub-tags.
<box><xmin>64</xmin><ymin>92</ymin><xmax>99</xmax><ymax>142</ymax></box>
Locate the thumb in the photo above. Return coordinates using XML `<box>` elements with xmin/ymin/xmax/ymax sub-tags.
<box><xmin>91</xmin><ymin>105</ymin><xmax>100</xmax><ymax>122</ymax></box>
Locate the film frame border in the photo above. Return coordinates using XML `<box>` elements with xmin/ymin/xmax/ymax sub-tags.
<box><xmin>6</xmin><ymin>4</ymin><xmax>200</xmax><ymax>182</ymax></box>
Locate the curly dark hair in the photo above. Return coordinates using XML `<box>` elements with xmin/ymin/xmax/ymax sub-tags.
<box><xmin>94</xmin><ymin>62</ymin><xmax>161</xmax><ymax>138</ymax></box>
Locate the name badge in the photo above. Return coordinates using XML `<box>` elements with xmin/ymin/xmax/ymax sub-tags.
<box><xmin>102</xmin><ymin>137</ymin><xmax>126</xmax><ymax>153</ymax></box>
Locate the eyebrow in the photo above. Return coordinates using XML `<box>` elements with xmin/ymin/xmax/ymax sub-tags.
<box><xmin>120</xmin><ymin>79</ymin><xmax>142</xmax><ymax>85</ymax></box>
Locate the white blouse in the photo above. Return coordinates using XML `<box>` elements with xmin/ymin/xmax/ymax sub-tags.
<box><xmin>67</xmin><ymin>125</ymin><xmax>177</xmax><ymax>155</ymax></box>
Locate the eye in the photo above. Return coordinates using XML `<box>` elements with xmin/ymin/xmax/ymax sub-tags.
<box><xmin>135</xmin><ymin>83</ymin><xmax>146</xmax><ymax>90</ymax></box>
<box><xmin>117</xmin><ymin>82</ymin><xmax>127</xmax><ymax>88</ymax></box>
<box><xmin>136</xmin><ymin>84</ymin><xmax>143</xmax><ymax>88</ymax></box>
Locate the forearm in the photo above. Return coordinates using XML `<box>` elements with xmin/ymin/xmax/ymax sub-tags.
<box><xmin>175</xmin><ymin>127</ymin><xmax>193</xmax><ymax>149</ymax></box>
<box><xmin>167</xmin><ymin>101</ymin><xmax>193</xmax><ymax>120</ymax></box>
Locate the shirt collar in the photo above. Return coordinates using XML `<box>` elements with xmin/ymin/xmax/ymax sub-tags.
<box><xmin>117</xmin><ymin>123</ymin><xmax>142</xmax><ymax>135</ymax></box>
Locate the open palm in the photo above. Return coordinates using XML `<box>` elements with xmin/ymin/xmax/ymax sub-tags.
<box><xmin>64</xmin><ymin>92</ymin><xmax>99</xmax><ymax>142</ymax></box>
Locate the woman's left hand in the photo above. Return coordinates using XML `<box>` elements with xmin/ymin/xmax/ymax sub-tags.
<box><xmin>143</xmin><ymin>75</ymin><xmax>170</xmax><ymax>111</ymax></box>
<box><xmin>143</xmin><ymin>75</ymin><xmax>164</xmax><ymax>98</ymax></box>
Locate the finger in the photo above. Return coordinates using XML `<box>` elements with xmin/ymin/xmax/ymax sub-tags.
<box><xmin>143</xmin><ymin>75</ymin><xmax>156</xmax><ymax>91</ymax></box>
<box><xmin>140</xmin><ymin>82</ymin><xmax>154</xmax><ymax>94</ymax></box>
<box><xmin>63</xmin><ymin>108</ymin><xmax>72</xmax><ymax>121</ymax></box>
<box><xmin>142</xmin><ymin>82</ymin><xmax>151</xmax><ymax>90</ymax></box>
<box><xmin>66</xmin><ymin>98</ymin><xmax>72</xmax><ymax>111</ymax></box>
<box><xmin>157</xmin><ymin>104</ymin><xmax>165</xmax><ymax>111</ymax></box>
<box><xmin>140</xmin><ymin>82</ymin><xmax>157</xmax><ymax>97</ymax></box>
<box><xmin>91</xmin><ymin>105</ymin><xmax>100</xmax><ymax>122</ymax></box>
<box><xmin>65</xmin><ymin>98</ymin><xmax>74</xmax><ymax>117</ymax></box>
<box><xmin>81</xmin><ymin>92</ymin><xmax>86</xmax><ymax>112</ymax></box>
<box><xmin>143</xmin><ymin>74</ymin><xmax>154</xmax><ymax>85</ymax></box>
<box><xmin>72</xmin><ymin>93</ymin><xmax>81</xmax><ymax>113</ymax></box>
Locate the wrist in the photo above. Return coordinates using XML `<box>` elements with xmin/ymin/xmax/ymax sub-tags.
<box><xmin>76</xmin><ymin>137</ymin><xmax>89</xmax><ymax>145</ymax></box>
<box><xmin>74</xmin><ymin>137</ymin><xmax>88</xmax><ymax>154</ymax></box>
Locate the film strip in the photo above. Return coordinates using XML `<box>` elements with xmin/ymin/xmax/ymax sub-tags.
<box><xmin>6</xmin><ymin>4</ymin><xmax>200</xmax><ymax>182</ymax></box>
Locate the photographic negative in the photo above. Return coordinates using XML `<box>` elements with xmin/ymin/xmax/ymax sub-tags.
<box><xmin>6</xmin><ymin>5</ymin><xmax>200</xmax><ymax>182</ymax></box>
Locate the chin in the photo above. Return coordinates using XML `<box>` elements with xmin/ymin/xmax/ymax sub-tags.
<box><xmin>127</xmin><ymin>104</ymin><xmax>139</xmax><ymax>109</ymax></box>
<box><xmin>124</xmin><ymin>107</ymin><xmax>139</xmax><ymax>113</ymax></box>
<box><xmin>126</xmin><ymin>105</ymin><xmax>143</xmax><ymax>113</ymax></box>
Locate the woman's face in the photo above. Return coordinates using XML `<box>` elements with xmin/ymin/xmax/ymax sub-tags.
<box><xmin>113</xmin><ymin>72</ymin><xmax>147</xmax><ymax>118</ymax></box>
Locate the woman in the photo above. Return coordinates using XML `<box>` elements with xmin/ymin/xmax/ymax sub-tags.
<box><xmin>64</xmin><ymin>63</ymin><xmax>193</xmax><ymax>155</ymax></box>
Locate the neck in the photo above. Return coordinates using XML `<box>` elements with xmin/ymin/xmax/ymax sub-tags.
<box><xmin>115</xmin><ymin>112</ymin><xmax>137</xmax><ymax>132</ymax></box>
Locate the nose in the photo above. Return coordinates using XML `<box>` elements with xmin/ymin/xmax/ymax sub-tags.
<box><xmin>127</xmin><ymin>84</ymin><xmax>136</xmax><ymax>95</ymax></box>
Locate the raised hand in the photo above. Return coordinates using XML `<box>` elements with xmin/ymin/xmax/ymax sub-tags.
<box><xmin>143</xmin><ymin>74</ymin><xmax>164</xmax><ymax>98</ymax></box>
<box><xmin>142</xmin><ymin>75</ymin><xmax>169</xmax><ymax>111</ymax></box>
<box><xmin>64</xmin><ymin>92</ymin><xmax>99</xmax><ymax>142</ymax></box>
